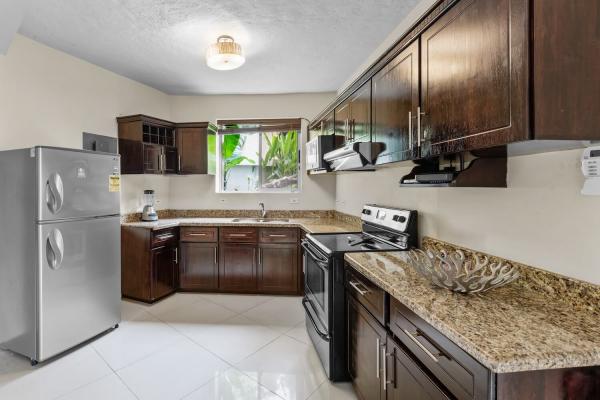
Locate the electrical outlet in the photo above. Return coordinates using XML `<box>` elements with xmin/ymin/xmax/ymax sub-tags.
<box><xmin>289</xmin><ymin>198</ymin><xmax>299</xmax><ymax>204</ymax></box>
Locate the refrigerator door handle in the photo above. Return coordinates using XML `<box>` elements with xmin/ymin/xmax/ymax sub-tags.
<box><xmin>45</xmin><ymin>172</ymin><xmax>64</xmax><ymax>214</ymax></box>
<box><xmin>46</xmin><ymin>229</ymin><xmax>64</xmax><ymax>270</ymax></box>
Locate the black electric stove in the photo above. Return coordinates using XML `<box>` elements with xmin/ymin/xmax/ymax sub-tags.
<box><xmin>301</xmin><ymin>205</ymin><xmax>417</xmax><ymax>381</ymax></box>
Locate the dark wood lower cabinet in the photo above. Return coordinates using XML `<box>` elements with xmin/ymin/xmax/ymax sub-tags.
<box><xmin>122</xmin><ymin>226</ymin><xmax>304</xmax><ymax>299</ymax></box>
<box><xmin>348</xmin><ymin>295</ymin><xmax>385</xmax><ymax>400</ymax></box>
<box><xmin>386</xmin><ymin>337</ymin><xmax>451</xmax><ymax>400</ymax></box>
<box><xmin>258</xmin><ymin>243</ymin><xmax>298</xmax><ymax>293</ymax></box>
<box><xmin>179</xmin><ymin>242</ymin><xmax>218</xmax><ymax>291</ymax></box>
<box><xmin>151</xmin><ymin>245</ymin><xmax>178</xmax><ymax>300</ymax></box>
<box><xmin>219</xmin><ymin>243</ymin><xmax>257</xmax><ymax>292</ymax></box>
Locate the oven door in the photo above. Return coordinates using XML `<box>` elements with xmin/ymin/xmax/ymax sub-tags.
<box><xmin>301</xmin><ymin>239</ymin><xmax>330</xmax><ymax>336</ymax></box>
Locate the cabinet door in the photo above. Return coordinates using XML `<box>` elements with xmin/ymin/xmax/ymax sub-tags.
<box><xmin>258</xmin><ymin>244</ymin><xmax>298</xmax><ymax>294</ymax></box>
<box><xmin>372</xmin><ymin>40</ymin><xmax>419</xmax><ymax>164</ymax></box>
<box><xmin>348</xmin><ymin>295</ymin><xmax>385</xmax><ymax>400</ymax></box>
<box><xmin>219</xmin><ymin>243</ymin><xmax>257</xmax><ymax>292</ymax></box>
<box><xmin>177</xmin><ymin>127</ymin><xmax>207</xmax><ymax>174</ymax></box>
<box><xmin>118</xmin><ymin>139</ymin><xmax>143</xmax><ymax>174</ymax></box>
<box><xmin>163</xmin><ymin>146</ymin><xmax>178</xmax><ymax>174</ymax></box>
<box><xmin>335</xmin><ymin>100</ymin><xmax>351</xmax><ymax>143</ymax></box>
<box><xmin>323</xmin><ymin>111</ymin><xmax>335</xmax><ymax>136</ymax></box>
<box><xmin>386</xmin><ymin>337</ymin><xmax>451</xmax><ymax>400</ymax></box>
<box><xmin>349</xmin><ymin>81</ymin><xmax>372</xmax><ymax>144</ymax></box>
<box><xmin>151</xmin><ymin>246</ymin><xmax>177</xmax><ymax>300</ymax></box>
<box><xmin>420</xmin><ymin>0</ymin><xmax>528</xmax><ymax>157</ymax></box>
<box><xmin>180</xmin><ymin>242</ymin><xmax>218</xmax><ymax>291</ymax></box>
<box><xmin>143</xmin><ymin>144</ymin><xmax>162</xmax><ymax>174</ymax></box>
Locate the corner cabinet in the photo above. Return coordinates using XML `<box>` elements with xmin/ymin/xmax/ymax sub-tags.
<box><xmin>121</xmin><ymin>227</ymin><xmax>179</xmax><ymax>303</ymax></box>
<box><xmin>117</xmin><ymin>115</ymin><xmax>212</xmax><ymax>175</ymax></box>
<box><xmin>335</xmin><ymin>80</ymin><xmax>372</xmax><ymax>145</ymax></box>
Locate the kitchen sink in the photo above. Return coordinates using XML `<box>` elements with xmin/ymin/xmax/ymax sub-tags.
<box><xmin>231</xmin><ymin>218</ymin><xmax>290</xmax><ymax>223</ymax></box>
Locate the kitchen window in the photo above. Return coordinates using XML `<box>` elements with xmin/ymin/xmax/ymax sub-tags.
<box><xmin>215</xmin><ymin>118</ymin><xmax>301</xmax><ymax>193</ymax></box>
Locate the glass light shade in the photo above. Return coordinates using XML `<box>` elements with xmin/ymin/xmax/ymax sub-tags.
<box><xmin>206</xmin><ymin>35</ymin><xmax>245</xmax><ymax>71</ymax></box>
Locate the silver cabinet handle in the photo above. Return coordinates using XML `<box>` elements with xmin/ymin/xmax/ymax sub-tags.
<box><xmin>174</xmin><ymin>247</ymin><xmax>178</xmax><ymax>264</ymax></box>
<box><xmin>156</xmin><ymin>233</ymin><xmax>175</xmax><ymax>241</ymax></box>
<box><xmin>188</xmin><ymin>233</ymin><xmax>207</xmax><ymax>236</ymax></box>
<box><xmin>258</xmin><ymin>248</ymin><xmax>262</xmax><ymax>264</ymax></box>
<box><xmin>344</xmin><ymin>119</ymin><xmax>350</xmax><ymax>141</ymax></box>
<box><xmin>408</xmin><ymin>111</ymin><xmax>413</xmax><ymax>152</ymax></box>
<box><xmin>45</xmin><ymin>172</ymin><xmax>64</xmax><ymax>214</ymax></box>
<box><xmin>376</xmin><ymin>337</ymin><xmax>380</xmax><ymax>379</ymax></box>
<box><xmin>178</xmin><ymin>155</ymin><xmax>181</xmax><ymax>172</ymax></box>
<box><xmin>214</xmin><ymin>247</ymin><xmax>217</xmax><ymax>264</ymax></box>
<box><xmin>349</xmin><ymin>280</ymin><xmax>369</xmax><ymax>296</ymax></box>
<box><xmin>417</xmin><ymin>106</ymin><xmax>426</xmax><ymax>146</ymax></box>
<box><xmin>402</xmin><ymin>329</ymin><xmax>440</xmax><ymax>363</ymax></box>
<box><xmin>320</xmin><ymin>120</ymin><xmax>324</xmax><ymax>135</ymax></box>
<box><xmin>46</xmin><ymin>228</ymin><xmax>64</xmax><ymax>270</ymax></box>
<box><xmin>268</xmin><ymin>234</ymin><xmax>287</xmax><ymax>238</ymax></box>
<box><xmin>382</xmin><ymin>344</ymin><xmax>393</xmax><ymax>391</ymax></box>
<box><xmin>229</xmin><ymin>233</ymin><xmax>248</xmax><ymax>237</ymax></box>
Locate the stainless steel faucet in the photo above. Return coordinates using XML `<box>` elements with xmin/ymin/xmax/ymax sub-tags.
<box><xmin>259</xmin><ymin>202</ymin><xmax>266</xmax><ymax>218</ymax></box>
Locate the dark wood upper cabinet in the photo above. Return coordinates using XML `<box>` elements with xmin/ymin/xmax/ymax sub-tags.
<box><xmin>372</xmin><ymin>40</ymin><xmax>420</xmax><ymax>164</ymax></box>
<box><xmin>117</xmin><ymin>115</ymin><xmax>211</xmax><ymax>175</ymax></box>
<box><xmin>310</xmin><ymin>111</ymin><xmax>335</xmax><ymax>142</ymax></box>
<box><xmin>419</xmin><ymin>0</ymin><xmax>529</xmax><ymax>157</ymax></box>
<box><xmin>179</xmin><ymin>242</ymin><xmax>218</xmax><ymax>291</ymax></box>
<box><xmin>348</xmin><ymin>81</ymin><xmax>372</xmax><ymax>144</ymax></box>
<box><xmin>348</xmin><ymin>295</ymin><xmax>385</xmax><ymax>400</ymax></box>
<box><xmin>219</xmin><ymin>243</ymin><xmax>257</xmax><ymax>292</ymax></box>
<box><xmin>533</xmin><ymin>0</ymin><xmax>600</xmax><ymax>140</ymax></box>
<box><xmin>335</xmin><ymin>81</ymin><xmax>372</xmax><ymax>145</ymax></box>
<box><xmin>335</xmin><ymin>99</ymin><xmax>352</xmax><ymax>143</ymax></box>
<box><xmin>143</xmin><ymin>143</ymin><xmax>162</xmax><ymax>174</ymax></box>
<box><xmin>258</xmin><ymin>243</ymin><xmax>298</xmax><ymax>294</ymax></box>
<box><xmin>176</xmin><ymin>123</ymin><xmax>208</xmax><ymax>174</ymax></box>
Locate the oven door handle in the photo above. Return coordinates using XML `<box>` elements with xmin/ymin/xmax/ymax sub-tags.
<box><xmin>300</xmin><ymin>240</ymin><xmax>329</xmax><ymax>265</ymax></box>
<box><xmin>302</xmin><ymin>298</ymin><xmax>330</xmax><ymax>341</ymax></box>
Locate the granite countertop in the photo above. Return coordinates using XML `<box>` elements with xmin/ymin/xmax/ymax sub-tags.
<box><xmin>122</xmin><ymin>217</ymin><xmax>361</xmax><ymax>234</ymax></box>
<box><xmin>344</xmin><ymin>250</ymin><xmax>600</xmax><ymax>373</ymax></box>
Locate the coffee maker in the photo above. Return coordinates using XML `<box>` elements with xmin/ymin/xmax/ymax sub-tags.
<box><xmin>142</xmin><ymin>190</ymin><xmax>158</xmax><ymax>221</ymax></box>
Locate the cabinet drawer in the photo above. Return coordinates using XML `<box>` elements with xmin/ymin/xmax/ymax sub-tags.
<box><xmin>389</xmin><ymin>297</ymin><xmax>490</xmax><ymax>400</ymax></box>
<box><xmin>220</xmin><ymin>227</ymin><xmax>258</xmax><ymax>243</ymax></box>
<box><xmin>345</xmin><ymin>267</ymin><xmax>386</xmax><ymax>325</ymax></box>
<box><xmin>259</xmin><ymin>228</ymin><xmax>298</xmax><ymax>244</ymax></box>
<box><xmin>180</xmin><ymin>227</ymin><xmax>217</xmax><ymax>242</ymax></box>
<box><xmin>151</xmin><ymin>228</ymin><xmax>178</xmax><ymax>248</ymax></box>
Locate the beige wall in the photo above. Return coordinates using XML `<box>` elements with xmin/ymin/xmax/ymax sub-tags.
<box><xmin>336</xmin><ymin>145</ymin><xmax>600</xmax><ymax>286</ymax></box>
<box><xmin>0</xmin><ymin>35</ymin><xmax>336</xmax><ymax>213</ymax></box>
<box><xmin>0</xmin><ymin>35</ymin><xmax>173</xmax><ymax>212</ymax></box>
<box><xmin>167</xmin><ymin>94</ymin><xmax>337</xmax><ymax>211</ymax></box>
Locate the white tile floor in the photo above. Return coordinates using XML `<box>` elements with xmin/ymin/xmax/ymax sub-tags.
<box><xmin>0</xmin><ymin>294</ymin><xmax>357</xmax><ymax>400</ymax></box>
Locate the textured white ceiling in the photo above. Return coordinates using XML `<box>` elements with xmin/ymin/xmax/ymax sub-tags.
<box><xmin>19</xmin><ymin>0</ymin><xmax>420</xmax><ymax>95</ymax></box>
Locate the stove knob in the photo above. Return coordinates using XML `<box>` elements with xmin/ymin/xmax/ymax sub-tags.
<box><xmin>393</xmin><ymin>215</ymin><xmax>407</xmax><ymax>223</ymax></box>
<box><xmin>362</xmin><ymin>209</ymin><xmax>372</xmax><ymax>215</ymax></box>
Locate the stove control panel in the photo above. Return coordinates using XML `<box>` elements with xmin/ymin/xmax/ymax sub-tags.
<box><xmin>361</xmin><ymin>205</ymin><xmax>413</xmax><ymax>233</ymax></box>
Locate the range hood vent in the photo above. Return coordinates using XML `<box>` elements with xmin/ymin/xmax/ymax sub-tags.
<box><xmin>323</xmin><ymin>142</ymin><xmax>385</xmax><ymax>171</ymax></box>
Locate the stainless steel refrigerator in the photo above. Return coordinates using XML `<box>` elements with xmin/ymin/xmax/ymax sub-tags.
<box><xmin>0</xmin><ymin>146</ymin><xmax>121</xmax><ymax>364</ymax></box>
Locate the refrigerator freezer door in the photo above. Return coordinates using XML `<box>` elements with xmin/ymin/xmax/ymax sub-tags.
<box><xmin>37</xmin><ymin>216</ymin><xmax>120</xmax><ymax>361</ymax></box>
<box><xmin>37</xmin><ymin>147</ymin><xmax>120</xmax><ymax>222</ymax></box>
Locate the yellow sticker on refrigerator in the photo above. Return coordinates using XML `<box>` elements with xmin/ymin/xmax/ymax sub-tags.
<box><xmin>109</xmin><ymin>174</ymin><xmax>121</xmax><ymax>192</ymax></box>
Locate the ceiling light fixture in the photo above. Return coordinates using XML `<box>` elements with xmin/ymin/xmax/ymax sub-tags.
<box><xmin>206</xmin><ymin>35</ymin><xmax>245</xmax><ymax>71</ymax></box>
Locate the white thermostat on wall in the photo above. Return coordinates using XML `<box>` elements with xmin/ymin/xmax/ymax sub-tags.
<box><xmin>581</xmin><ymin>145</ymin><xmax>600</xmax><ymax>195</ymax></box>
